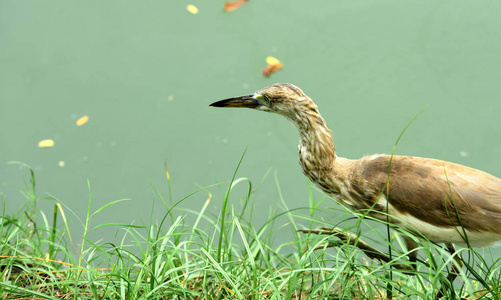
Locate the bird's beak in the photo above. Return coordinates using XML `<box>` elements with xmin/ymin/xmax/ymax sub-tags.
<box><xmin>209</xmin><ymin>94</ymin><xmax>263</xmax><ymax>108</ymax></box>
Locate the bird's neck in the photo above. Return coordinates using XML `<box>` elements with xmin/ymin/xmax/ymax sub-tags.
<box><xmin>289</xmin><ymin>109</ymin><xmax>337</xmax><ymax>186</ymax></box>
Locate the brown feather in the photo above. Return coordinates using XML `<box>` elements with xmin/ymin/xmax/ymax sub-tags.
<box><xmin>350</xmin><ymin>155</ymin><xmax>501</xmax><ymax>233</ymax></box>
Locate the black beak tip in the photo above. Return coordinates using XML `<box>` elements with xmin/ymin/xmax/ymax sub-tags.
<box><xmin>209</xmin><ymin>100</ymin><xmax>226</xmax><ymax>107</ymax></box>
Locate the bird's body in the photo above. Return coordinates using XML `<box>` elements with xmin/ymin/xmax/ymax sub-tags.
<box><xmin>210</xmin><ymin>83</ymin><xmax>501</xmax><ymax>250</ymax></box>
<box><xmin>311</xmin><ymin>154</ymin><xmax>501</xmax><ymax>247</ymax></box>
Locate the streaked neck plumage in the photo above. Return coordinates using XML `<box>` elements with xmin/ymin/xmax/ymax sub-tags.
<box><xmin>282</xmin><ymin>100</ymin><xmax>339</xmax><ymax>194</ymax></box>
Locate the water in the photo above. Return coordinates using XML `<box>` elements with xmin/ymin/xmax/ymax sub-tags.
<box><xmin>1</xmin><ymin>1</ymin><xmax>501</xmax><ymax>252</ymax></box>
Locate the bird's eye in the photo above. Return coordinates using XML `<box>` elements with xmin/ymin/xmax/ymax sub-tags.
<box><xmin>262</xmin><ymin>95</ymin><xmax>271</xmax><ymax>103</ymax></box>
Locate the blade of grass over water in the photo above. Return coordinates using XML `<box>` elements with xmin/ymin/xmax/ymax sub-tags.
<box><xmin>217</xmin><ymin>146</ymin><xmax>248</xmax><ymax>263</ymax></box>
<box><xmin>383</xmin><ymin>106</ymin><xmax>427</xmax><ymax>299</ymax></box>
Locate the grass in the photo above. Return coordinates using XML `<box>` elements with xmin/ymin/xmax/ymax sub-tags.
<box><xmin>2</xmin><ymin>163</ymin><xmax>501</xmax><ymax>300</ymax></box>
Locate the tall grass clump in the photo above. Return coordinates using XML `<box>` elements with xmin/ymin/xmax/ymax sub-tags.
<box><xmin>1</xmin><ymin>161</ymin><xmax>500</xmax><ymax>299</ymax></box>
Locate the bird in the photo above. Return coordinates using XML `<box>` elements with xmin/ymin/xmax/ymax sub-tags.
<box><xmin>209</xmin><ymin>83</ymin><xmax>501</xmax><ymax>270</ymax></box>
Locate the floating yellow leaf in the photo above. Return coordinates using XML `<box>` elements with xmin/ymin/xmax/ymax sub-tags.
<box><xmin>76</xmin><ymin>115</ymin><xmax>89</xmax><ymax>126</ymax></box>
<box><xmin>266</xmin><ymin>56</ymin><xmax>280</xmax><ymax>65</ymax></box>
<box><xmin>223</xmin><ymin>0</ymin><xmax>248</xmax><ymax>12</ymax></box>
<box><xmin>38</xmin><ymin>139</ymin><xmax>55</xmax><ymax>148</ymax></box>
<box><xmin>187</xmin><ymin>4</ymin><xmax>199</xmax><ymax>14</ymax></box>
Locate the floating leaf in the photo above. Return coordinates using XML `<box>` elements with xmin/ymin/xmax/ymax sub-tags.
<box><xmin>262</xmin><ymin>56</ymin><xmax>283</xmax><ymax>77</ymax></box>
<box><xmin>224</xmin><ymin>0</ymin><xmax>248</xmax><ymax>12</ymax></box>
<box><xmin>38</xmin><ymin>139</ymin><xmax>55</xmax><ymax>148</ymax></box>
<box><xmin>266</xmin><ymin>56</ymin><xmax>280</xmax><ymax>65</ymax></box>
<box><xmin>187</xmin><ymin>4</ymin><xmax>199</xmax><ymax>14</ymax></box>
<box><xmin>76</xmin><ymin>115</ymin><xmax>89</xmax><ymax>126</ymax></box>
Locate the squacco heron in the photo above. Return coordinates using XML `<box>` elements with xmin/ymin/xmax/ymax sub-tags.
<box><xmin>210</xmin><ymin>83</ymin><xmax>501</xmax><ymax>274</ymax></box>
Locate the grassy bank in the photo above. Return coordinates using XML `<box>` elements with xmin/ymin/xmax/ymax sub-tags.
<box><xmin>1</xmin><ymin>166</ymin><xmax>500</xmax><ymax>299</ymax></box>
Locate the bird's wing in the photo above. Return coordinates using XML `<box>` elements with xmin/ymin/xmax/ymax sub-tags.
<box><xmin>351</xmin><ymin>155</ymin><xmax>501</xmax><ymax>233</ymax></box>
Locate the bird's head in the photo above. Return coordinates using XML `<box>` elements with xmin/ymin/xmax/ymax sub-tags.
<box><xmin>210</xmin><ymin>83</ymin><xmax>318</xmax><ymax>119</ymax></box>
